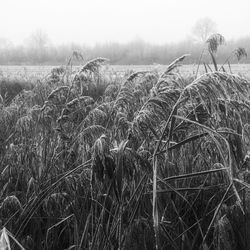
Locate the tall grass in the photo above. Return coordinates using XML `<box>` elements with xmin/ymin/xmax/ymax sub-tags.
<box><xmin>0</xmin><ymin>36</ymin><xmax>250</xmax><ymax>249</ymax></box>
<box><xmin>0</xmin><ymin>78</ymin><xmax>34</xmax><ymax>105</ymax></box>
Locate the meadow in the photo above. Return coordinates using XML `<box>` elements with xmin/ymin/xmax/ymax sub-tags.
<box><xmin>0</xmin><ymin>34</ymin><xmax>250</xmax><ymax>249</ymax></box>
<box><xmin>0</xmin><ymin>64</ymin><xmax>249</xmax><ymax>80</ymax></box>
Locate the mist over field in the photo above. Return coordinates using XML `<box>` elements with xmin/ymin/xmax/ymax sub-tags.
<box><xmin>0</xmin><ymin>34</ymin><xmax>250</xmax><ymax>65</ymax></box>
<box><xmin>0</xmin><ymin>0</ymin><xmax>250</xmax><ymax>65</ymax></box>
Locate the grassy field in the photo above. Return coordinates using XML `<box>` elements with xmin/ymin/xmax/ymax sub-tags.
<box><xmin>1</xmin><ymin>37</ymin><xmax>250</xmax><ymax>249</ymax></box>
<box><xmin>0</xmin><ymin>63</ymin><xmax>249</xmax><ymax>79</ymax></box>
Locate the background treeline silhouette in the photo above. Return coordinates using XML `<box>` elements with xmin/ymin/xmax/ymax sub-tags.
<box><xmin>0</xmin><ymin>36</ymin><xmax>249</xmax><ymax>65</ymax></box>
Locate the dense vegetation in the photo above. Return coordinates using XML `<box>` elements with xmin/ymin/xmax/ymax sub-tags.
<box><xmin>1</xmin><ymin>34</ymin><xmax>250</xmax><ymax>249</ymax></box>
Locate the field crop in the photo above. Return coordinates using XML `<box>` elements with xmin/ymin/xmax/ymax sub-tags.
<box><xmin>0</xmin><ymin>35</ymin><xmax>250</xmax><ymax>249</ymax></box>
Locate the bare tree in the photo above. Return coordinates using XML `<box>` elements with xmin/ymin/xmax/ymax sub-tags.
<box><xmin>28</xmin><ymin>29</ymin><xmax>49</xmax><ymax>50</ymax></box>
<box><xmin>0</xmin><ymin>37</ymin><xmax>12</xmax><ymax>50</ymax></box>
<box><xmin>27</xmin><ymin>29</ymin><xmax>50</xmax><ymax>62</ymax></box>
<box><xmin>192</xmin><ymin>17</ymin><xmax>217</xmax><ymax>42</ymax></box>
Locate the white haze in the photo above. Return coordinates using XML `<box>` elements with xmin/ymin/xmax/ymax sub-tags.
<box><xmin>0</xmin><ymin>0</ymin><xmax>250</xmax><ymax>46</ymax></box>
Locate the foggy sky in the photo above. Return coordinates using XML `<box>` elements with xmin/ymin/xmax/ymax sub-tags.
<box><xmin>1</xmin><ymin>0</ymin><xmax>250</xmax><ymax>46</ymax></box>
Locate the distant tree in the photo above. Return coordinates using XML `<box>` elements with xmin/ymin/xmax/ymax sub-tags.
<box><xmin>192</xmin><ymin>17</ymin><xmax>217</xmax><ymax>42</ymax></box>
<box><xmin>0</xmin><ymin>38</ymin><xmax>12</xmax><ymax>50</ymax></box>
<box><xmin>28</xmin><ymin>30</ymin><xmax>50</xmax><ymax>50</ymax></box>
<box><xmin>27</xmin><ymin>29</ymin><xmax>50</xmax><ymax>62</ymax></box>
<box><xmin>0</xmin><ymin>38</ymin><xmax>13</xmax><ymax>64</ymax></box>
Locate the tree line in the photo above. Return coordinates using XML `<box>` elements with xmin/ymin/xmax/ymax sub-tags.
<box><xmin>0</xmin><ymin>35</ymin><xmax>249</xmax><ymax>65</ymax></box>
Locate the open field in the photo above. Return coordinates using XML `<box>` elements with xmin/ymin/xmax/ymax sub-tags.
<box><xmin>0</xmin><ymin>63</ymin><xmax>249</xmax><ymax>79</ymax></box>
<box><xmin>1</xmin><ymin>50</ymin><xmax>250</xmax><ymax>249</ymax></box>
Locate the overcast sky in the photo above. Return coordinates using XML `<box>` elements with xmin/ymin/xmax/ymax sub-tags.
<box><xmin>1</xmin><ymin>0</ymin><xmax>250</xmax><ymax>45</ymax></box>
